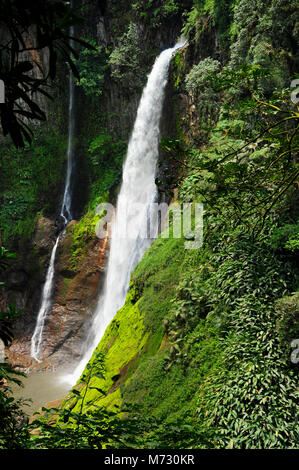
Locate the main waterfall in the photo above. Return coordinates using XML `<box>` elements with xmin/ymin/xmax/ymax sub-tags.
<box><xmin>66</xmin><ymin>40</ymin><xmax>185</xmax><ymax>386</ymax></box>
<box><xmin>30</xmin><ymin>24</ymin><xmax>75</xmax><ymax>362</ymax></box>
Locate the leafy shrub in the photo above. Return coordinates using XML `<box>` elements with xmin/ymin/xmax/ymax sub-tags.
<box><xmin>132</xmin><ymin>0</ymin><xmax>190</xmax><ymax>29</ymax></box>
<box><xmin>0</xmin><ymin>247</ymin><xmax>30</xmax><ymax>450</ymax></box>
<box><xmin>68</xmin><ymin>192</ymin><xmax>108</xmax><ymax>270</ymax></box>
<box><xmin>185</xmin><ymin>58</ymin><xmax>221</xmax><ymax>123</ymax></box>
<box><xmin>269</xmin><ymin>223</ymin><xmax>299</xmax><ymax>251</ymax></box>
<box><xmin>185</xmin><ymin>58</ymin><xmax>221</xmax><ymax>95</ymax></box>
<box><xmin>85</xmin><ymin>130</ymin><xmax>126</xmax><ymax>210</ymax></box>
<box><xmin>182</xmin><ymin>0</ymin><xmax>233</xmax><ymax>43</ymax></box>
<box><xmin>275</xmin><ymin>292</ymin><xmax>299</xmax><ymax>359</ymax></box>
<box><xmin>109</xmin><ymin>23</ymin><xmax>145</xmax><ymax>89</ymax></box>
<box><xmin>73</xmin><ymin>39</ymin><xmax>108</xmax><ymax>96</ymax></box>
<box><xmin>230</xmin><ymin>0</ymin><xmax>298</xmax><ymax>75</ymax></box>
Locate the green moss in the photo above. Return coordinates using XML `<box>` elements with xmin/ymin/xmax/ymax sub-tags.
<box><xmin>70</xmin><ymin>227</ymin><xmax>214</xmax><ymax>423</ymax></box>
<box><xmin>73</xmin><ymin>292</ymin><xmax>149</xmax><ymax>412</ymax></box>
<box><xmin>61</xmin><ymin>278</ymin><xmax>72</xmax><ymax>300</ymax></box>
<box><xmin>68</xmin><ymin>211</ymin><xmax>100</xmax><ymax>270</ymax></box>
<box><xmin>172</xmin><ymin>51</ymin><xmax>185</xmax><ymax>90</ymax></box>
<box><xmin>68</xmin><ymin>191</ymin><xmax>109</xmax><ymax>270</ymax></box>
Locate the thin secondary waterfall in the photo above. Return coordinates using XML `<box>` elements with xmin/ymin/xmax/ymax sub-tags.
<box><xmin>30</xmin><ymin>237</ymin><xmax>60</xmax><ymax>361</ymax></box>
<box><xmin>66</xmin><ymin>40</ymin><xmax>185</xmax><ymax>385</ymax></box>
<box><xmin>30</xmin><ymin>25</ymin><xmax>75</xmax><ymax>362</ymax></box>
<box><xmin>61</xmin><ymin>25</ymin><xmax>75</xmax><ymax>225</ymax></box>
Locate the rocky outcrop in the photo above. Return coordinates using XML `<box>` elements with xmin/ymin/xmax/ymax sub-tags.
<box><xmin>5</xmin><ymin>215</ymin><xmax>109</xmax><ymax>372</ymax></box>
<box><xmin>1</xmin><ymin>216</ymin><xmax>56</xmax><ymax>342</ymax></box>
<box><xmin>39</xmin><ymin>226</ymin><xmax>109</xmax><ymax>368</ymax></box>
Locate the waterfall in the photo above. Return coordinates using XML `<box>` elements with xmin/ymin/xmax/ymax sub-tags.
<box><xmin>30</xmin><ymin>237</ymin><xmax>60</xmax><ymax>361</ymax></box>
<box><xmin>30</xmin><ymin>24</ymin><xmax>75</xmax><ymax>362</ymax></box>
<box><xmin>60</xmin><ymin>25</ymin><xmax>75</xmax><ymax>225</ymax></box>
<box><xmin>66</xmin><ymin>39</ymin><xmax>186</xmax><ymax>385</ymax></box>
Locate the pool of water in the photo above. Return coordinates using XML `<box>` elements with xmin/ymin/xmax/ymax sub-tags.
<box><xmin>11</xmin><ymin>370</ymin><xmax>72</xmax><ymax>416</ymax></box>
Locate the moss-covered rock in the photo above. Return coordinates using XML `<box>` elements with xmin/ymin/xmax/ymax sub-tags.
<box><xmin>72</xmin><ymin>291</ymin><xmax>149</xmax><ymax>412</ymax></box>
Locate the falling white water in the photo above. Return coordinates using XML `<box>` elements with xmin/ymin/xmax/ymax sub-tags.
<box><xmin>30</xmin><ymin>236</ymin><xmax>60</xmax><ymax>361</ymax></box>
<box><xmin>30</xmin><ymin>24</ymin><xmax>75</xmax><ymax>362</ymax></box>
<box><xmin>66</xmin><ymin>39</ymin><xmax>186</xmax><ymax>385</ymax></box>
<box><xmin>61</xmin><ymin>24</ymin><xmax>75</xmax><ymax>225</ymax></box>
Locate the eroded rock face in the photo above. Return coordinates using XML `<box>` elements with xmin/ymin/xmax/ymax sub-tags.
<box><xmin>6</xmin><ymin>216</ymin><xmax>109</xmax><ymax>372</ymax></box>
<box><xmin>39</xmin><ymin>227</ymin><xmax>109</xmax><ymax>369</ymax></box>
<box><xmin>1</xmin><ymin>216</ymin><xmax>56</xmax><ymax>346</ymax></box>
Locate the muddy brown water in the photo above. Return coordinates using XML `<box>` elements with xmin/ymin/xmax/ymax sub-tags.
<box><xmin>10</xmin><ymin>370</ymin><xmax>72</xmax><ymax>416</ymax></box>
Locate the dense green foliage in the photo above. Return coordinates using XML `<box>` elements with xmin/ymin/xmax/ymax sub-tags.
<box><xmin>109</xmin><ymin>23</ymin><xmax>146</xmax><ymax>89</ymax></box>
<box><xmin>0</xmin><ymin>247</ymin><xmax>30</xmax><ymax>449</ymax></box>
<box><xmin>185</xmin><ymin>57</ymin><xmax>221</xmax><ymax>124</ymax></box>
<box><xmin>132</xmin><ymin>0</ymin><xmax>193</xmax><ymax>29</ymax></box>
<box><xmin>182</xmin><ymin>0</ymin><xmax>233</xmax><ymax>45</ymax></box>
<box><xmin>0</xmin><ymin>128</ymin><xmax>66</xmax><ymax>245</ymax></box>
<box><xmin>73</xmin><ymin>39</ymin><xmax>109</xmax><ymax>96</ymax></box>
